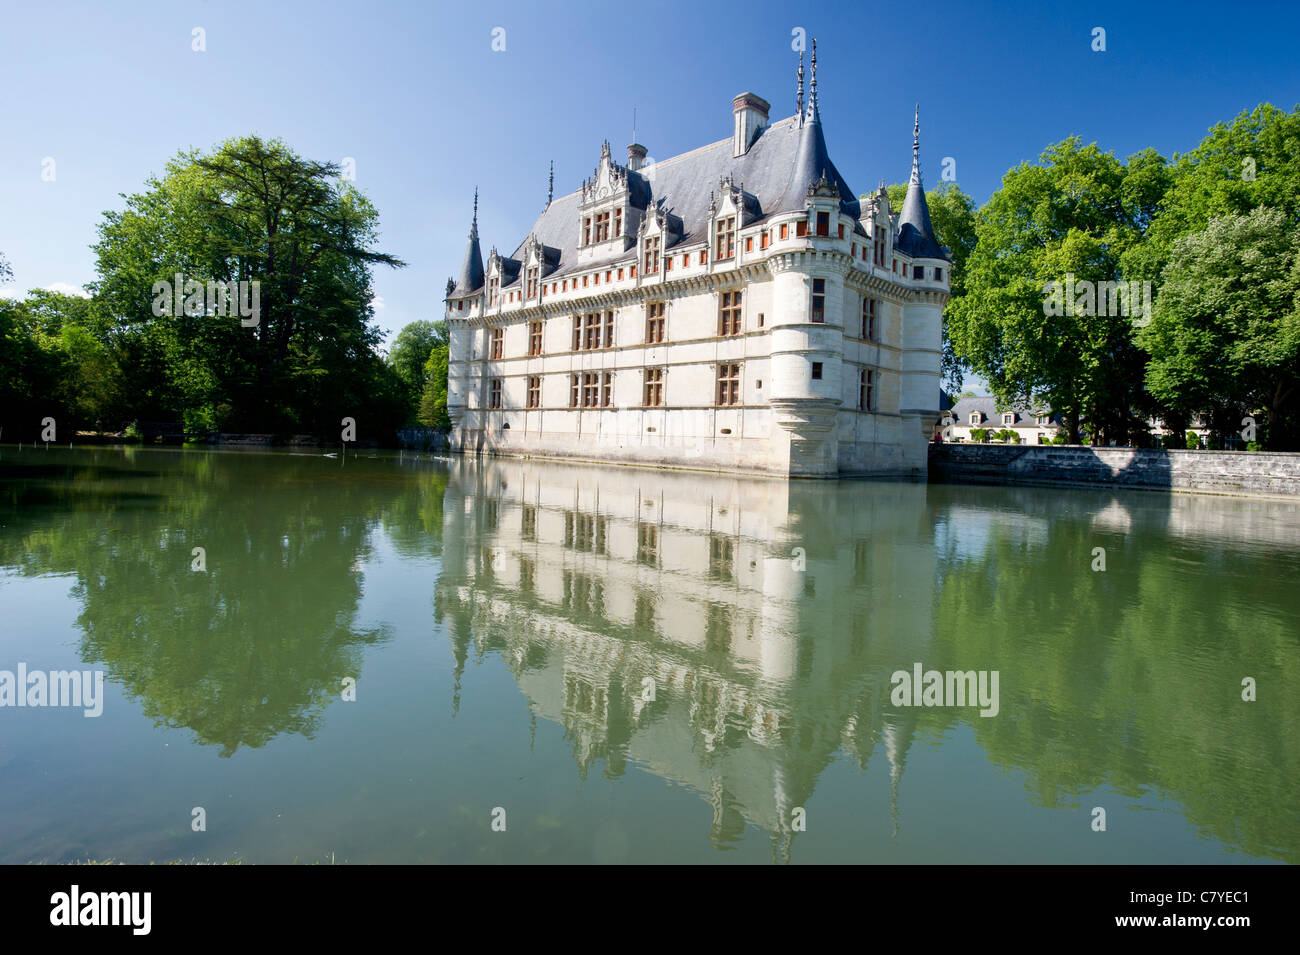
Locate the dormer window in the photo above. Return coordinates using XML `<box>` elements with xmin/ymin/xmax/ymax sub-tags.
<box><xmin>816</xmin><ymin>212</ymin><xmax>830</xmax><ymax>237</ymax></box>
<box><xmin>595</xmin><ymin>211</ymin><xmax>610</xmax><ymax>243</ymax></box>
<box><xmin>715</xmin><ymin>216</ymin><xmax>735</xmax><ymax>259</ymax></box>
<box><xmin>525</xmin><ymin>266</ymin><xmax>538</xmax><ymax>298</ymax></box>
<box><xmin>582</xmin><ymin>217</ymin><xmax>591</xmax><ymax>246</ymax></box>
<box><xmin>614</xmin><ymin>209</ymin><xmax>622</xmax><ymax>238</ymax></box>
<box><xmin>1002</xmin><ymin>413</ymin><xmax>1015</xmax><ymax>426</ymax></box>
<box><xmin>1037</xmin><ymin>415</ymin><xmax>1051</xmax><ymax>426</ymax></box>
<box><xmin>970</xmin><ymin>412</ymin><xmax>982</xmax><ymax>425</ymax></box>
<box><xmin>644</xmin><ymin>236</ymin><xmax>660</xmax><ymax>274</ymax></box>
<box><xmin>488</xmin><ymin>275</ymin><xmax>500</xmax><ymax>307</ymax></box>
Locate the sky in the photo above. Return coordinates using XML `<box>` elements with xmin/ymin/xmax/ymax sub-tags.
<box><xmin>2</xmin><ymin>0</ymin><xmax>1298</xmax><ymax>365</ymax></box>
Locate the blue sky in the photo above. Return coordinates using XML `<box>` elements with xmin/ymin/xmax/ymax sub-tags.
<box><xmin>2</xmin><ymin>0</ymin><xmax>1298</xmax><ymax>362</ymax></box>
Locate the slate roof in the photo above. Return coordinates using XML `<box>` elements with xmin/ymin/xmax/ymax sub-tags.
<box><xmin>949</xmin><ymin>397</ymin><xmax>1059</xmax><ymax>428</ymax></box>
<box><xmin>499</xmin><ymin>112</ymin><xmax>860</xmax><ymax>286</ymax></box>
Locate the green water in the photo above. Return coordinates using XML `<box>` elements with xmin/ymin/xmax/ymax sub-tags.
<box><xmin>0</xmin><ymin>445</ymin><xmax>1296</xmax><ymax>864</ymax></box>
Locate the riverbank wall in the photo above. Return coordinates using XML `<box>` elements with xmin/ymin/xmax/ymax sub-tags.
<box><xmin>928</xmin><ymin>444</ymin><xmax>1300</xmax><ymax>498</ymax></box>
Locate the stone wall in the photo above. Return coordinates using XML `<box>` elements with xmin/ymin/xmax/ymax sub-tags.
<box><xmin>929</xmin><ymin>443</ymin><xmax>1300</xmax><ymax>498</ymax></box>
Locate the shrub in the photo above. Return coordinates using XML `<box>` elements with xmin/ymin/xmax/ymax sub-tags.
<box><xmin>997</xmin><ymin>429</ymin><xmax>1020</xmax><ymax>444</ymax></box>
<box><xmin>1185</xmin><ymin>430</ymin><xmax>1201</xmax><ymax>450</ymax></box>
<box><xmin>969</xmin><ymin>428</ymin><xmax>990</xmax><ymax>443</ymax></box>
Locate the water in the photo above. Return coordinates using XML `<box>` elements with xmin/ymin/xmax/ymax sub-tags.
<box><xmin>0</xmin><ymin>445</ymin><xmax>1296</xmax><ymax>864</ymax></box>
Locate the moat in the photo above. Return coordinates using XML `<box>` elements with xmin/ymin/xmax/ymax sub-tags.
<box><xmin>1</xmin><ymin>446</ymin><xmax>1296</xmax><ymax>863</ymax></box>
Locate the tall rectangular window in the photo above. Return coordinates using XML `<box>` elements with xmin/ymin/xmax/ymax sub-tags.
<box><xmin>811</xmin><ymin>361</ymin><xmax>823</xmax><ymax>380</ymax></box>
<box><xmin>490</xmin><ymin>327</ymin><xmax>503</xmax><ymax>359</ymax></box>
<box><xmin>861</xmin><ymin>298</ymin><xmax>876</xmax><ymax>340</ymax></box>
<box><xmin>719</xmin><ymin>290</ymin><xmax>742</xmax><ymax>336</ymax></box>
<box><xmin>489</xmin><ymin>378</ymin><xmax>502</xmax><ymax>409</ymax></box>
<box><xmin>581</xmin><ymin>372</ymin><xmax>600</xmax><ymax>408</ymax></box>
<box><xmin>570</xmin><ymin>374</ymin><xmax>579</xmax><ymax>408</ymax></box>
<box><xmin>583</xmin><ymin>313</ymin><xmax>601</xmax><ymax>351</ymax></box>
<box><xmin>816</xmin><ymin>212</ymin><xmax>830</xmax><ymax>236</ymax></box>
<box><xmin>614</xmin><ymin>208</ymin><xmax>622</xmax><ymax>237</ymax></box>
<box><xmin>859</xmin><ymin>368</ymin><xmax>873</xmax><ymax>411</ymax></box>
<box><xmin>526</xmin><ymin>375</ymin><xmax>540</xmax><ymax>408</ymax></box>
<box><xmin>715</xmin><ymin>216</ymin><xmax>736</xmax><ymax>259</ymax></box>
<box><xmin>572</xmin><ymin>316</ymin><xmax>581</xmax><ymax>351</ymax></box>
<box><xmin>646</xmin><ymin>302</ymin><xmax>665</xmax><ymax>343</ymax></box>
<box><xmin>603</xmin><ymin>310</ymin><xmax>614</xmax><ymax>348</ymax></box>
<box><xmin>583</xmin><ymin>217</ymin><xmax>592</xmax><ymax>246</ymax></box>
<box><xmin>643</xmin><ymin>368</ymin><xmax>664</xmax><ymax>407</ymax></box>
<box><xmin>595</xmin><ymin>211</ymin><xmax>610</xmax><ymax>242</ymax></box>
<box><xmin>716</xmin><ymin>363</ymin><xmax>741</xmax><ymax>406</ymax></box>
<box><xmin>796</xmin><ymin>220</ymin><xmax>808</xmax><ymax>237</ymax></box>
<box><xmin>811</xmin><ymin>279</ymin><xmax>825</xmax><ymax>324</ymax></box>
<box><xmin>644</xmin><ymin>236</ymin><xmax>660</xmax><ymax>274</ymax></box>
<box><xmin>526</xmin><ymin>266</ymin><xmax>538</xmax><ymax>298</ymax></box>
<box><xmin>529</xmin><ymin>320</ymin><xmax>543</xmax><ymax>355</ymax></box>
<box><xmin>488</xmin><ymin>276</ymin><xmax>499</xmax><ymax>306</ymax></box>
<box><xmin>601</xmin><ymin>372</ymin><xmax>612</xmax><ymax>407</ymax></box>
<box><xmin>779</xmin><ymin>223</ymin><xmax>788</xmax><ymax>240</ymax></box>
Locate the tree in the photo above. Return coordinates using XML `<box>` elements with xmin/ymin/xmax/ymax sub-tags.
<box><xmin>388</xmin><ymin>320</ymin><xmax>447</xmax><ymax>423</ymax></box>
<box><xmin>418</xmin><ymin>339</ymin><xmax>451</xmax><ymax>430</ymax></box>
<box><xmin>1141</xmin><ymin>208</ymin><xmax>1300</xmax><ymax>449</ymax></box>
<box><xmin>946</xmin><ymin>139</ymin><xmax>1170</xmax><ymax>444</ymax></box>
<box><xmin>90</xmin><ymin>135</ymin><xmax>407</xmax><ymax>435</ymax></box>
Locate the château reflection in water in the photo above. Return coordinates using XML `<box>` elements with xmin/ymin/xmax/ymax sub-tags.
<box><xmin>1</xmin><ymin>446</ymin><xmax>1297</xmax><ymax>862</ymax></box>
<box><xmin>434</xmin><ymin>457</ymin><xmax>1300</xmax><ymax>863</ymax></box>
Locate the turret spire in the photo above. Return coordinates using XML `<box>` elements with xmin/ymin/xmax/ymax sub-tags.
<box><xmin>911</xmin><ymin>104</ymin><xmax>921</xmax><ymax>184</ymax></box>
<box><xmin>808</xmin><ymin>38</ymin><xmax>819</xmax><ymax>122</ymax></box>
<box><xmin>470</xmin><ymin>187</ymin><xmax>479</xmax><ymax>238</ymax></box>
<box><xmin>452</xmin><ymin>188</ymin><xmax>485</xmax><ymax>297</ymax></box>
<box><xmin>796</xmin><ymin>51</ymin><xmax>804</xmax><ymax>126</ymax></box>
<box><xmin>546</xmin><ymin>161</ymin><xmax>553</xmax><ymax>208</ymax></box>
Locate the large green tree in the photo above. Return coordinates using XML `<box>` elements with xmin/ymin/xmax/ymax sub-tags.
<box><xmin>91</xmin><ymin>135</ymin><xmax>407</xmax><ymax>435</ymax></box>
<box><xmin>946</xmin><ymin>139</ymin><xmax>1170</xmax><ymax>442</ymax></box>
<box><xmin>1141</xmin><ymin>208</ymin><xmax>1300</xmax><ymax>449</ymax></box>
<box><xmin>387</xmin><ymin>319</ymin><xmax>447</xmax><ymax>424</ymax></box>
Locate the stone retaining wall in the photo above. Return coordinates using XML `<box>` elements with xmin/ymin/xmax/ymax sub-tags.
<box><xmin>929</xmin><ymin>444</ymin><xmax>1300</xmax><ymax>498</ymax></box>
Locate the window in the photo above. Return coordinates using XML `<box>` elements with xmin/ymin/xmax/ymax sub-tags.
<box><xmin>618</xmin><ymin>268</ymin><xmax>624</xmax><ymax>280</ymax></box>
<box><xmin>526</xmin><ymin>266</ymin><xmax>538</xmax><ymax>298</ymax></box>
<box><xmin>583</xmin><ymin>217</ymin><xmax>592</xmax><ymax>246</ymax></box>
<box><xmin>601</xmin><ymin>372</ymin><xmax>612</xmax><ymax>407</ymax></box>
<box><xmin>715</xmin><ymin>216</ymin><xmax>735</xmax><ymax>259</ymax></box>
<box><xmin>779</xmin><ymin>223</ymin><xmax>788</xmax><ymax>240</ymax></box>
<box><xmin>719</xmin><ymin>290</ymin><xmax>742</xmax><ymax>336</ymax></box>
<box><xmin>745</xmin><ymin>236</ymin><xmax>753</xmax><ymax>252</ymax></box>
<box><xmin>605</xmin><ymin>270</ymin><xmax>611</xmax><ymax>283</ymax></box>
<box><xmin>529</xmin><ymin>321</ymin><xmax>542</xmax><ymax>356</ymax></box>
<box><xmin>811</xmin><ymin>279</ymin><xmax>825</xmax><ymax>324</ymax></box>
<box><xmin>851</xmin><ymin>243</ymin><xmax>857</xmax><ymax>257</ymax></box>
<box><xmin>716</xmin><ymin>363</ymin><xmax>741</xmax><ymax>406</ymax></box>
<box><xmin>816</xmin><ymin>212</ymin><xmax>830</xmax><ymax>236</ymax></box>
<box><xmin>757</xmin><ymin>313</ymin><xmax>764</xmax><ymax>327</ymax></box>
<box><xmin>861</xmin><ymin>298</ymin><xmax>876</xmax><ymax>340</ymax></box>
<box><xmin>683</xmin><ymin>254</ymin><xmax>690</xmax><ymax>268</ymax></box>
<box><xmin>935</xmin><ymin>268</ymin><xmax>944</xmax><ymax>282</ymax></box>
<box><xmin>489</xmin><ymin>378</ymin><xmax>502</xmax><ymax>409</ymax></box>
<box><xmin>488</xmin><ymin>275</ymin><xmax>500</xmax><ymax>307</ymax></box>
<box><xmin>603</xmin><ymin>310</ymin><xmax>614</xmax><ymax>348</ymax></box>
<box><xmin>874</xmin><ymin>227</ymin><xmax>886</xmax><ymax>266</ymax></box>
<box><xmin>970</xmin><ymin>412</ymin><xmax>981</xmax><ymax>425</ymax></box>
<box><xmin>1037</xmin><ymin>415</ymin><xmax>1051</xmax><ymax>426</ymax></box>
<box><xmin>1003</xmin><ymin>413</ymin><xmax>1015</xmax><ymax>426</ymax></box>
<box><xmin>570</xmin><ymin>374</ymin><xmax>579</xmax><ymax>407</ymax></box>
<box><xmin>614</xmin><ymin>209</ymin><xmax>622</xmax><ymax>237</ymax></box>
<box><xmin>581</xmin><ymin>372</ymin><xmax>600</xmax><ymax>408</ymax></box>
<box><xmin>811</xmin><ymin>361</ymin><xmax>823</xmax><ymax>380</ymax></box>
<box><xmin>527</xmin><ymin>376</ymin><xmax>540</xmax><ymax>408</ymax></box>
<box><xmin>859</xmin><ymin>368</ymin><xmax>873</xmax><ymax>411</ymax></box>
<box><xmin>665</xmin><ymin>256</ymin><xmax>673</xmax><ymax>272</ymax></box>
<box><xmin>796</xmin><ymin>220</ymin><xmax>808</xmax><ymax>237</ymax></box>
<box><xmin>646</xmin><ymin>302</ymin><xmax>665</xmax><ymax>343</ymax></box>
<box><xmin>594</xmin><ymin>211</ymin><xmax>610</xmax><ymax>243</ymax></box>
<box><xmin>583</xmin><ymin>312</ymin><xmax>601</xmax><ymax>351</ymax></box>
<box><xmin>572</xmin><ymin>317</ymin><xmax>581</xmax><ymax>351</ymax></box>
<box><xmin>490</xmin><ymin>327</ymin><xmax>503</xmax><ymax>360</ymax></box>
<box><xmin>643</xmin><ymin>368</ymin><xmax>664</xmax><ymax>407</ymax></box>
<box><xmin>644</xmin><ymin>236</ymin><xmax>660</xmax><ymax>274</ymax></box>
<box><xmin>761</xmin><ymin>231</ymin><xmax>769</xmax><ymax>249</ymax></box>
<box><xmin>699</xmin><ymin>250</ymin><xmax>707</xmax><ymax>265</ymax></box>
<box><xmin>913</xmin><ymin>265</ymin><xmax>924</xmax><ymax>280</ymax></box>
<box><xmin>837</xmin><ymin>223</ymin><xmax>845</xmax><ymax>239</ymax></box>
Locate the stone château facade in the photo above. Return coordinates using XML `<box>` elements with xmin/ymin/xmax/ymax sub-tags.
<box><xmin>444</xmin><ymin>46</ymin><xmax>951</xmax><ymax>478</ymax></box>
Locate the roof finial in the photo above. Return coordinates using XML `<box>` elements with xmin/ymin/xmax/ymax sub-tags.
<box><xmin>911</xmin><ymin>104</ymin><xmax>921</xmax><ymax>184</ymax></box>
<box><xmin>796</xmin><ymin>50</ymin><xmax>804</xmax><ymax>126</ymax></box>
<box><xmin>470</xmin><ymin>187</ymin><xmax>478</xmax><ymax>239</ymax></box>
<box><xmin>809</xmin><ymin>38</ymin><xmax>818</xmax><ymax>120</ymax></box>
<box><xmin>547</xmin><ymin>161</ymin><xmax>553</xmax><ymax>208</ymax></box>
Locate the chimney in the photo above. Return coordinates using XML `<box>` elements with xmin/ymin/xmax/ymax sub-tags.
<box><xmin>627</xmin><ymin>143</ymin><xmax>647</xmax><ymax>171</ymax></box>
<box><xmin>732</xmin><ymin>92</ymin><xmax>770</xmax><ymax>157</ymax></box>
